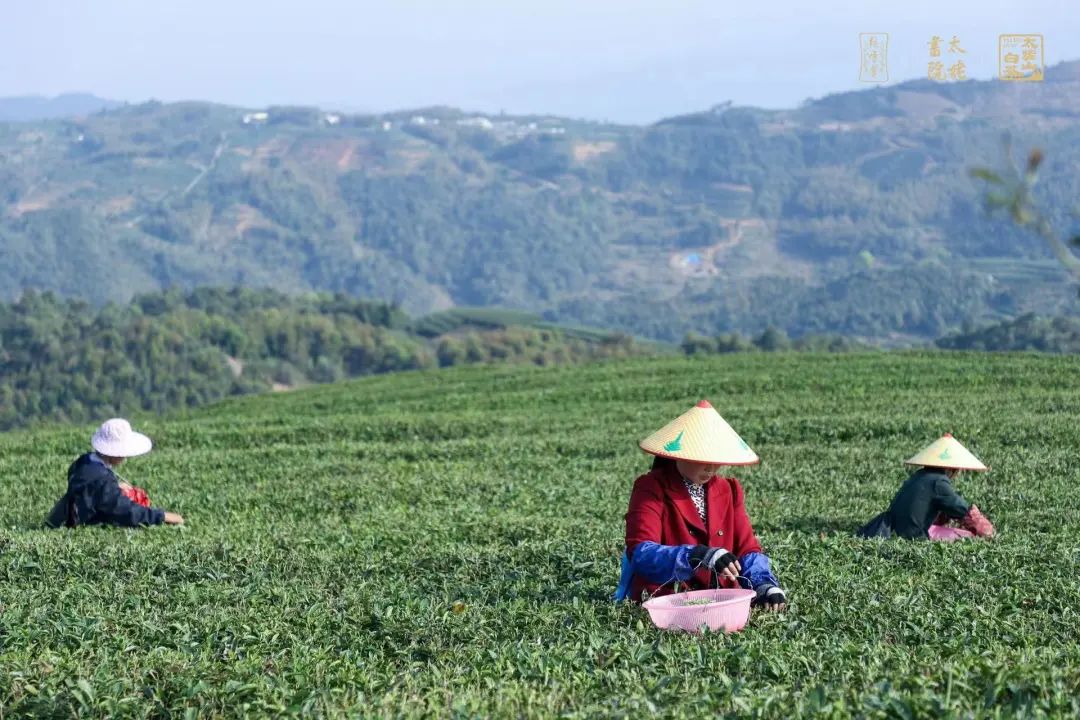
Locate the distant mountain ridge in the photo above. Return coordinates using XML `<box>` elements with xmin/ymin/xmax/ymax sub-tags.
<box><xmin>0</xmin><ymin>93</ymin><xmax>123</xmax><ymax>122</ymax></box>
<box><xmin>3</xmin><ymin>62</ymin><xmax>1080</xmax><ymax>343</ymax></box>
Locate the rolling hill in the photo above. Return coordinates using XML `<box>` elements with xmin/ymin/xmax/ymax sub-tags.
<box><xmin>3</xmin><ymin>63</ymin><xmax>1080</xmax><ymax>342</ymax></box>
<box><xmin>3</xmin><ymin>352</ymin><xmax>1079</xmax><ymax>715</ymax></box>
<box><xmin>0</xmin><ymin>93</ymin><xmax>123</xmax><ymax>122</ymax></box>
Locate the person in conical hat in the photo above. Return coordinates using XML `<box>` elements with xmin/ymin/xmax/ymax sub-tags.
<box><xmin>856</xmin><ymin>434</ymin><xmax>995</xmax><ymax>541</ymax></box>
<box><xmin>45</xmin><ymin>418</ymin><xmax>184</xmax><ymax>529</ymax></box>
<box><xmin>613</xmin><ymin>401</ymin><xmax>787</xmax><ymax>610</ymax></box>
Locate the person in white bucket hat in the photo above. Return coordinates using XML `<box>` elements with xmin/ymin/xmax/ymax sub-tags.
<box><xmin>613</xmin><ymin>401</ymin><xmax>787</xmax><ymax>611</ymax></box>
<box><xmin>45</xmin><ymin>418</ymin><xmax>184</xmax><ymax>529</ymax></box>
<box><xmin>856</xmin><ymin>433</ymin><xmax>995</xmax><ymax>541</ymax></box>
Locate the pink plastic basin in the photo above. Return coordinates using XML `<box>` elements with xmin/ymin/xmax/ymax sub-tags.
<box><xmin>642</xmin><ymin>588</ymin><xmax>755</xmax><ymax>634</ymax></box>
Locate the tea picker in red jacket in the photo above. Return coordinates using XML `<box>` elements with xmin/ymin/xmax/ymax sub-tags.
<box><xmin>856</xmin><ymin>434</ymin><xmax>995</xmax><ymax>541</ymax></box>
<box><xmin>614</xmin><ymin>401</ymin><xmax>787</xmax><ymax>611</ymax></box>
<box><xmin>45</xmin><ymin>418</ymin><xmax>184</xmax><ymax>529</ymax></box>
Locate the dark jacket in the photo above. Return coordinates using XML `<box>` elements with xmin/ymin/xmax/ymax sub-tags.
<box><xmin>45</xmin><ymin>453</ymin><xmax>165</xmax><ymax>528</ymax></box>
<box><xmin>857</xmin><ymin>468</ymin><xmax>971</xmax><ymax>539</ymax></box>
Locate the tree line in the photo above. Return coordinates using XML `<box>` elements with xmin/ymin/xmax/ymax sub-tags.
<box><xmin>0</xmin><ymin>287</ymin><xmax>647</xmax><ymax>431</ymax></box>
<box><xmin>5</xmin><ymin>284</ymin><xmax>1079</xmax><ymax>431</ymax></box>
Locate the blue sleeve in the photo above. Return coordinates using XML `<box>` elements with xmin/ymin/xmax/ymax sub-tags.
<box><xmin>613</xmin><ymin>552</ymin><xmax>633</xmax><ymax>601</ymax></box>
<box><xmin>94</xmin><ymin>478</ymin><xmax>165</xmax><ymax>527</ymax></box>
<box><xmin>739</xmin><ymin>551</ymin><xmax>779</xmax><ymax>591</ymax></box>
<box><xmin>630</xmin><ymin>542</ymin><xmax>697</xmax><ymax>584</ymax></box>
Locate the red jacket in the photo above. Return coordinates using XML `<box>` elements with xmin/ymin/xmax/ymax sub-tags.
<box><xmin>625</xmin><ymin>464</ymin><xmax>762</xmax><ymax>599</ymax></box>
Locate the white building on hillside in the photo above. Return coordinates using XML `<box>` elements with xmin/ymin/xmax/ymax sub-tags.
<box><xmin>457</xmin><ymin>116</ymin><xmax>494</xmax><ymax>130</ymax></box>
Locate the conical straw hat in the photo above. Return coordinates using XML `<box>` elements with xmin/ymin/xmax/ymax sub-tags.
<box><xmin>904</xmin><ymin>433</ymin><xmax>988</xmax><ymax>471</ymax></box>
<box><xmin>639</xmin><ymin>400</ymin><xmax>759</xmax><ymax>466</ymax></box>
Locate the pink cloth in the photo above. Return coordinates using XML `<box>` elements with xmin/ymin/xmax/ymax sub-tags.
<box><xmin>928</xmin><ymin>525</ymin><xmax>975</xmax><ymax>542</ymax></box>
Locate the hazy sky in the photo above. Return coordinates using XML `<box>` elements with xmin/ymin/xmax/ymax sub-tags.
<box><xmin>2</xmin><ymin>0</ymin><xmax>1076</xmax><ymax>123</ymax></box>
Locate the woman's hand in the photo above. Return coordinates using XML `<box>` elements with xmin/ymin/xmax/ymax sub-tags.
<box><xmin>961</xmin><ymin>505</ymin><xmax>995</xmax><ymax>538</ymax></box>
<box><xmin>689</xmin><ymin>545</ymin><xmax>741</xmax><ymax>582</ymax></box>
<box><xmin>163</xmin><ymin>512</ymin><xmax>184</xmax><ymax>525</ymax></box>
<box><xmin>753</xmin><ymin>585</ymin><xmax>787</xmax><ymax>613</ymax></box>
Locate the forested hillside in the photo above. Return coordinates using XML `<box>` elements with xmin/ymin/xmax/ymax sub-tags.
<box><xmin>937</xmin><ymin>313</ymin><xmax>1080</xmax><ymax>352</ymax></box>
<box><xmin>0</xmin><ymin>287</ymin><xmax>649</xmax><ymax>430</ymax></box>
<box><xmin>3</xmin><ymin>63</ymin><xmax>1080</xmax><ymax>341</ymax></box>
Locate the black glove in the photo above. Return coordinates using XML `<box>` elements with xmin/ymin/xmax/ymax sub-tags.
<box><xmin>753</xmin><ymin>584</ymin><xmax>787</xmax><ymax>610</ymax></box>
<box><xmin>688</xmin><ymin>545</ymin><xmax>739</xmax><ymax>575</ymax></box>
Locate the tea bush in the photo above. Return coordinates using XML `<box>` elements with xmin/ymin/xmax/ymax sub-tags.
<box><xmin>2</xmin><ymin>353</ymin><xmax>1078</xmax><ymax>717</ymax></box>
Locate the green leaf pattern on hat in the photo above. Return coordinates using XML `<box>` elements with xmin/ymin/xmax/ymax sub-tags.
<box><xmin>664</xmin><ymin>431</ymin><xmax>684</xmax><ymax>452</ymax></box>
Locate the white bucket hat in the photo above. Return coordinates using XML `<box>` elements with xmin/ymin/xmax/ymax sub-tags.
<box><xmin>91</xmin><ymin>418</ymin><xmax>153</xmax><ymax>458</ymax></box>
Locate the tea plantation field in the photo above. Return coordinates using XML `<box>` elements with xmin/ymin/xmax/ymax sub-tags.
<box><xmin>2</xmin><ymin>353</ymin><xmax>1079</xmax><ymax>718</ymax></box>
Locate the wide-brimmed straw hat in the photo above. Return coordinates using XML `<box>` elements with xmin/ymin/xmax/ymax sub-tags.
<box><xmin>905</xmin><ymin>433</ymin><xmax>988</xmax><ymax>471</ymax></box>
<box><xmin>639</xmin><ymin>400</ymin><xmax>759</xmax><ymax>466</ymax></box>
<box><xmin>91</xmin><ymin>418</ymin><xmax>153</xmax><ymax>458</ymax></box>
